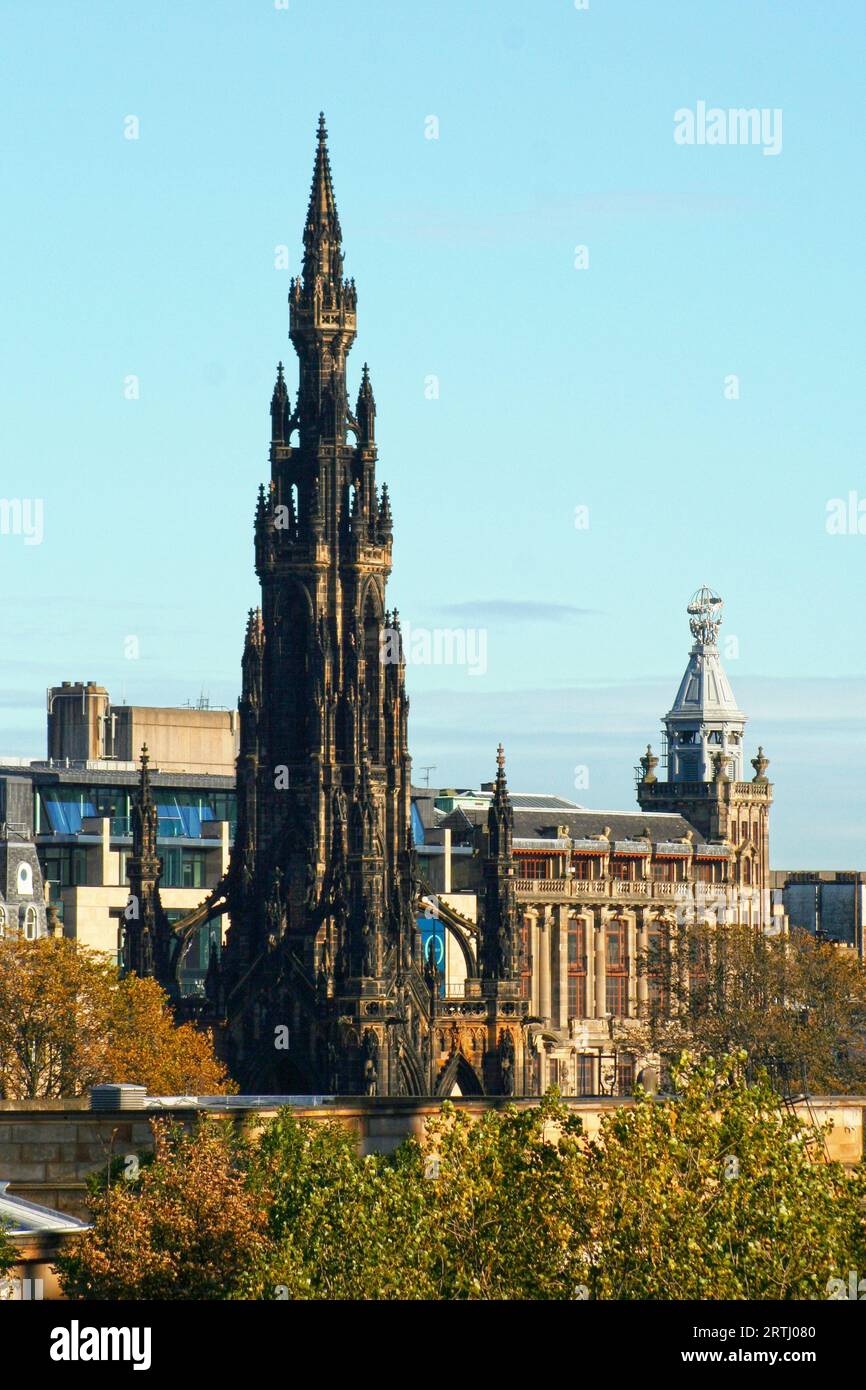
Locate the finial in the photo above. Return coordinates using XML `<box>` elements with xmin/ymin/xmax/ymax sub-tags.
<box><xmin>639</xmin><ymin>743</ymin><xmax>658</xmax><ymax>783</ymax></box>
<box><xmin>751</xmin><ymin>746</ymin><xmax>769</xmax><ymax>782</ymax></box>
<box><xmin>687</xmin><ymin>585</ymin><xmax>723</xmax><ymax>645</ymax></box>
<box><xmin>496</xmin><ymin>742</ymin><xmax>505</xmax><ymax>771</ymax></box>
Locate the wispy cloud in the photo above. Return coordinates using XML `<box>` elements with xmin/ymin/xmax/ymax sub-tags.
<box><xmin>437</xmin><ymin>600</ymin><xmax>599</xmax><ymax>624</ymax></box>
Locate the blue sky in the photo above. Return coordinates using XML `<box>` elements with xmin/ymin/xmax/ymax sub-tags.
<box><xmin>0</xmin><ymin>1</ymin><xmax>864</xmax><ymax>865</ymax></box>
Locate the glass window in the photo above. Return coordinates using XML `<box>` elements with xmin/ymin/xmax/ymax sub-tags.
<box><xmin>618</xmin><ymin>1054</ymin><xmax>636</xmax><ymax>1095</ymax></box>
<box><xmin>576</xmin><ymin>1054</ymin><xmax>594</xmax><ymax>1095</ymax></box>
<box><xmin>605</xmin><ymin>919</ymin><xmax>628</xmax><ymax>1017</ymax></box>
<box><xmin>567</xmin><ymin>918</ymin><xmax>586</xmax><ymax>1018</ymax></box>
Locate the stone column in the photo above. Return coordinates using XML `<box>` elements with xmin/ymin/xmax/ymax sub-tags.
<box><xmin>583</xmin><ymin>912</ymin><xmax>594</xmax><ymax>1024</ymax></box>
<box><xmin>538</xmin><ymin>911</ymin><xmax>552</xmax><ymax>1022</ymax></box>
<box><xmin>529</xmin><ymin>911</ymin><xmax>540</xmax><ymax>1015</ymax></box>
<box><xmin>594</xmin><ymin>911</ymin><xmax>607</xmax><ymax>1019</ymax></box>
<box><xmin>626</xmin><ymin>915</ymin><xmax>638</xmax><ymax>1018</ymax></box>
<box><xmin>637</xmin><ymin>911</ymin><xmax>649</xmax><ymax>1016</ymax></box>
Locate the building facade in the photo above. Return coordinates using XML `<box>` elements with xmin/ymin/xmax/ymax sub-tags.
<box><xmin>416</xmin><ymin>587</ymin><xmax>780</xmax><ymax>1095</ymax></box>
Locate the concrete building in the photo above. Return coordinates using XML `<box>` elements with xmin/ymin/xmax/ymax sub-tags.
<box><xmin>771</xmin><ymin>870</ymin><xmax>866</xmax><ymax>955</ymax></box>
<box><xmin>47</xmin><ymin>680</ymin><xmax>238</xmax><ymax>775</ymax></box>
<box><xmin>0</xmin><ymin>682</ymin><xmax>237</xmax><ymax>993</ymax></box>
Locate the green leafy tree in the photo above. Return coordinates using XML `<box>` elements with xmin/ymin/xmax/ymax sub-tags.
<box><xmin>421</xmin><ymin>1094</ymin><xmax>586</xmax><ymax>1299</ymax></box>
<box><xmin>56</xmin><ymin>1064</ymin><xmax>866</xmax><ymax>1302</ymax></box>
<box><xmin>0</xmin><ymin>1221</ymin><xmax>15</xmax><ymax>1284</ymax></box>
<box><xmin>244</xmin><ymin>1111</ymin><xmax>436</xmax><ymax>1300</ymax></box>
<box><xmin>572</xmin><ymin>1053</ymin><xmax>866</xmax><ymax>1300</ymax></box>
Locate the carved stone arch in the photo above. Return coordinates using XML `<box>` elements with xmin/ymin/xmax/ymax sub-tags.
<box><xmin>359</xmin><ymin>575</ymin><xmax>384</xmax><ymax>624</ymax></box>
<box><xmin>360</xmin><ymin>579</ymin><xmax>384</xmax><ymax>758</ymax></box>
<box><xmin>443</xmin><ymin>918</ymin><xmax>476</xmax><ymax>978</ymax></box>
<box><xmin>397</xmin><ymin>1039</ymin><xmax>426</xmax><ymax>1097</ymax></box>
<box><xmin>270</xmin><ymin>579</ymin><xmax>315</xmax><ymax>761</ymax></box>
<box><xmin>435</xmin><ymin>1048</ymin><xmax>483</xmax><ymax>1098</ymax></box>
<box><xmin>271</xmin><ymin>574</ymin><xmax>316</xmax><ymax>629</ymax></box>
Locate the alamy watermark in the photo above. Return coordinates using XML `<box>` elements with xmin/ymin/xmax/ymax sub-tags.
<box><xmin>380</xmin><ymin>623</ymin><xmax>487</xmax><ymax>677</ymax></box>
<box><xmin>0</xmin><ymin>498</ymin><xmax>43</xmax><ymax>546</ymax></box>
<box><xmin>674</xmin><ymin>102</ymin><xmax>782</xmax><ymax>157</ymax></box>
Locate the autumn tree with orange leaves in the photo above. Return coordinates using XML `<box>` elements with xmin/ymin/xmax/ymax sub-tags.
<box><xmin>0</xmin><ymin>935</ymin><xmax>233</xmax><ymax>1099</ymax></box>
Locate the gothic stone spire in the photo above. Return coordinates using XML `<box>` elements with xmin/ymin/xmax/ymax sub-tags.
<box><xmin>124</xmin><ymin>745</ymin><xmax>177</xmax><ymax>995</ymax></box>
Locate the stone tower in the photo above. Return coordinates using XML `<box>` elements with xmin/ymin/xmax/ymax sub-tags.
<box><xmin>221</xmin><ymin>115</ymin><xmax>427</xmax><ymax>1095</ymax></box>
<box><xmin>637</xmin><ymin>586</ymin><xmax>773</xmax><ymax>919</ymax></box>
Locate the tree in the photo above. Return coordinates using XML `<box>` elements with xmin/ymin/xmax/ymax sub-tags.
<box><xmin>0</xmin><ymin>935</ymin><xmax>233</xmax><ymax>1099</ymax></box>
<box><xmin>571</xmin><ymin>1054</ymin><xmax>866</xmax><ymax>1300</ymax></box>
<box><xmin>57</xmin><ymin>1118</ymin><xmax>267</xmax><ymax>1300</ymax></box>
<box><xmin>628</xmin><ymin>922</ymin><xmax>866</xmax><ymax>1094</ymax></box>
<box><xmin>244</xmin><ymin>1096</ymin><xmax>588</xmax><ymax>1300</ymax></box>
<box><xmin>245</xmin><ymin>1110</ymin><xmax>437</xmax><ymax>1300</ymax></box>
<box><xmin>100</xmin><ymin>975</ymin><xmax>233</xmax><ymax>1097</ymax></box>
<box><xmin>0</xmin><ymin>1221</ymin><xmax>15</xmax><ymax>1286</ymax></box>
<box><xmin>421</xmin><ymin>1095</ymin><xmax>586</xmax><ymax>1299</ymax></box>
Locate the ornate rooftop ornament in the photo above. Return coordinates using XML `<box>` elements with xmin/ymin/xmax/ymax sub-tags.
<box><xmin>751</xmin><ymin>746</ymin><xmax>769</xmax><ymax>782</ymax></box>
<box><xmin>687</xmin><ymin>584</ymin><xmax>723</xmax><ymax>646</ymax></box>
<box><xmin>639</xmin><ymin>744</ymin><xmax>658</xmax><ymax>783</ymax></box>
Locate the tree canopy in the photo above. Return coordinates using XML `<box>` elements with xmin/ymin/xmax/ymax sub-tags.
<box><xmin>628</xmin><ymin>923</ymin><xmax>866</xmax><ymax>1094</ymax></box>
<box><xmin>58</xmin><ymin>1056</ymin><xmax>866</xmax><ymax>1301</ymax></box>
<box><xmin>0</xmin><ymin>935</ymin><xmax>233</xmax><ymax>1099</ymax></box>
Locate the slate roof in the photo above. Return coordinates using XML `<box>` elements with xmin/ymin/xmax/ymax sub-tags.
<box><xmin>438</xmin><ymin>803</ymin><xmax>703</xmax><ymax>846</ymax></box>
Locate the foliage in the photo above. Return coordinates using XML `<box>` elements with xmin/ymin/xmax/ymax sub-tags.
<box><xmin>99</xmin><ymin>974</ymin><xmax>234</xmax><ymax>1097</ymax></box>
<box><xmin>0</xmin><ymin>1221</ymin><xmax>15</xmax><ymax>1282</ymax></box>
<box><xmin>57</xmin><ymin>1060</ymin><xmax>866</xmax><ymax>1301</ymax></box>
<box><xmin>244</xmin><ymin>1112</ymin><xmax>436</xmax><ymax>1299</ymax></box>
<box><xmin>56</xmin><ymin>1119</ymin><xmax>266</xmax><ymax>1300</ymax></box>
<box><xmin>573</xmin><ymin>1054</ymin><xmax>866</xmax><ymax>1300</ymax></box>
<box><xmin>244</xmin><ymin>1093</ymin><xmax>585</xmax><ymax>1300</ymax></box>
<box><xmin>0</xmin><ymin>935</ymin><xmax>233</xmax><ymax>1099</ymax></box>
<box><xmin>629</xmin><ymin>923</ymin><xmax>866</xmax><ymax>1094</ymax></box>
<box><xmin>421</xmin><ymin>1094</ymin><xmax>585</xmax><ymax>1298</ymax></box>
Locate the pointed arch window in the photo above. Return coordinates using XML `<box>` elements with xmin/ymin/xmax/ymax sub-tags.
<box><xmin>363</xmin><ymin>594</ymin><xmax>382</xmax><ymax>759</ymax></box>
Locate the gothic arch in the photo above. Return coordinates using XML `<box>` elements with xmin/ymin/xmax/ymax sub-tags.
<box><xmin>398</xmin><ymin>1040</ymin><xmax>426</xmax><ymax>1097</ymax></box>
<box><xmin>359</xmin><ymin>575</ymin><xmax>384</xmax><ymax>624</ymax></box>
<box><xmin>435</xmin><ymin>1048</ymin><xmax>484</xmax><ymax>1098</ymax></box>
<box><xmin>361</xmin><ymin>583</ymin><xmax>384</xmax><ymax>758</ymax></box>
<box><xmin>270</xmin><ymin>580</ymin><xmax>314</xmax><ymax>760</ymax></box>
<box><xmin>443</xmin><ymin>918</ymin><xmax>476</xmax><ymax>978</ymax></box>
